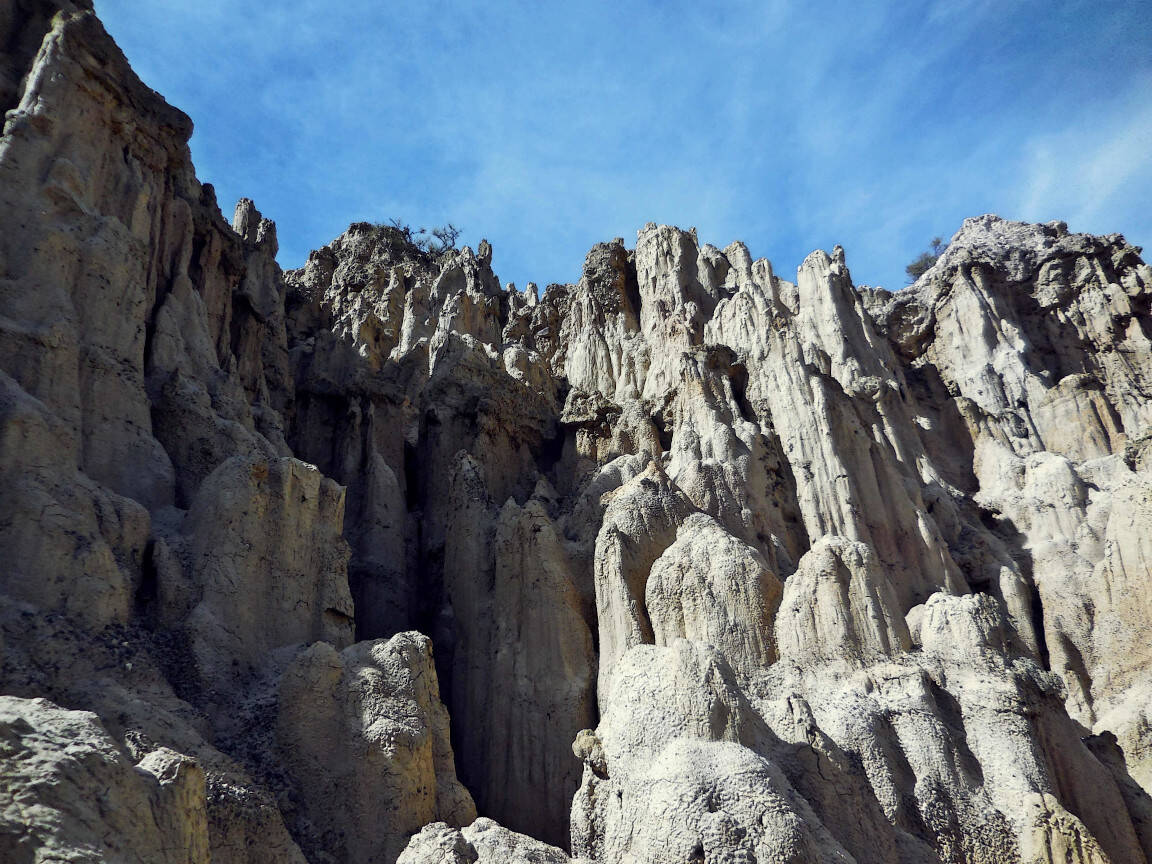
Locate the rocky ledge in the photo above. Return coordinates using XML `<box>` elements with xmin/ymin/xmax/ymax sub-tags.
<box><xmin>2</xmin><ymin>5</ymin><xmax>1152</xmax><ymax>864</ymax></box>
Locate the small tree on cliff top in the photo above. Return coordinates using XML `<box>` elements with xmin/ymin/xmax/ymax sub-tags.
<box><xmin>906</xmin><ymin>236</ymin><xmax>946</xmax><ymax>282</ymax></box>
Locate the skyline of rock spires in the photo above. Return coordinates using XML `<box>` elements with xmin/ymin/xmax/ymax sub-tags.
<box><xmin>3</xmin><ymin>4</ymin><xmax>1152</xmax><ymax>864</ymax></box>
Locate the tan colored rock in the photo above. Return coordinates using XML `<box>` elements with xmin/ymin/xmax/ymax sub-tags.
<box><xmin>135</xmin><ymin>748</ymin><xmax>212</xmax><ymax>864</ymax></box>
<box><xmin>0</xmin><ymin>695</ymin><xmax>210</xmax><ymax>864</ymax></box>
<box><xmin>1020</xmin><ymin>793</ymin><xmax>1113</xmax><ymax>864</ymax></box>
<box><xmin>176</xmin><ymin>455</ymin><xmax>354</xmax><ymax>688</ymax></box>
<box><xmin>275</xmin><ymin>633</ymin><xmax>476</xmax><ymax>864</ymax></box>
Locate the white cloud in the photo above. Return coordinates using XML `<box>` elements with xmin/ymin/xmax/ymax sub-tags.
<box><xmin>94</xmin><ymin>0</ymin><xmax>1152</xmax><ymax>289</ymax></box>
<box><xmin>1015</xmin><ymin>76</ymin><xmax>1152</xmax><ymax>243</ymax></box>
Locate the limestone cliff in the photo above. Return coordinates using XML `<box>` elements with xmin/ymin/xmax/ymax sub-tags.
<box><xmin>3</xmin><ymin>5</ymin><xmax>1152</xmax><ymax>864</ymax></box>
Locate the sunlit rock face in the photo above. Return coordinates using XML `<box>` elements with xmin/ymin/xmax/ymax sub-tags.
<box><xmin>3</xmin><ymin>5</ymin><xmax>1152</xmax><ymax>864</ymax></box>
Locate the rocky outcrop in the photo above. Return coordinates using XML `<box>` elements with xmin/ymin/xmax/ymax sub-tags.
<box><xmin>570</xmin><ymin>641</ymin><xmax>858</xmax><ymax>864</ymax></box>
<box><xmin>871</xmin><ymin>216</ymin><xmax>1152</xmax><ymax>785</ymax></box>
<box><xmin>275</xmin><ymin>633</ymin><xmax>476</xmax><ymax>864</ymax></box>
<box><xmin>774</xmin><ymin>535</ymin><xmax>910</xmax><ymax>667</ymax></box>
<box><xmin>0</xmin><ymin>695</ymin><xmax>210</xmax><ymax>864</ymax></box>
<box><xmin>170</xmin><ymin>455</ymin><xmax>355</xmax><ymax>694</ymax></box>
<box><xmin>0</xmin><ymin>8</ymin><xmax>471</xmax><ymax>864</ymax></box>
<box><xmin>646</xmin><ymin>512</ymin><xmax>782</xmax><ymax>676</ymax></box>
<box><xmin>398</xmin><ymin>819</ymin><xmax>577</xmax><ymax>864</ymax></box>
<box><xmin>757</xmin><ymin>589</ymin><xmax>1151</xmax><ymax>864</ymax></box>
<box><xmin>2</xmin><ymin>4</ymin><xmax>1152</xmax><ymax>864</ymax></box>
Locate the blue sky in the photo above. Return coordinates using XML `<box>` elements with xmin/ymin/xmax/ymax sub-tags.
<box><xmin>96</xmin><ymin>0</ymin><xmax>1151</xmax><ymax>291</ymax></box>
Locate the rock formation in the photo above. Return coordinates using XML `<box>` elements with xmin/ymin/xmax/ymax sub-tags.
<box><xmin>2</xmin><ymin>4</ymin><xmax>1152</xmax><ymax>864</ymax></box>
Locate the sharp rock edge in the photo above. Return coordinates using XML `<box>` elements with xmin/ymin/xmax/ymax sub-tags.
<box><xmin>2</xmin><ymin>5</ymin><xmax>1152</xmax><ymax>864</ymax></box>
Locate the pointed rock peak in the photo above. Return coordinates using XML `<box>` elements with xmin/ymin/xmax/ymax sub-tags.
<box><xmin>232</xmin><ymin>197</ymin><xmax>261</xmax><ymax>236</ymax></box>
<box><xmin>724</xmin><ymin>240</ymin><xmax>752</xmax><ymax>271</ymax></box>
<box><xmin>232</xmin><ymin>197</ymin><xmax>277</xmax><ymax>253</ymax></box>
<box><xmin>798</xmin><ymin>247</ymin><xmax>832</xmax><ymax>276</ymax></box>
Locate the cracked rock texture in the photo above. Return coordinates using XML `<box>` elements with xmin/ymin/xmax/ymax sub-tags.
<box><xmin>2</xmin><ymin>4</ymin><xmax>1152</xmax><ymax>864</ymax></box>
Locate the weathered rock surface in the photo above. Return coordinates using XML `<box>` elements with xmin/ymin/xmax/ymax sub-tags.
<box><xmin>571</xmin><ymin>641</ymin><xmax>859</xmax><ymax>863</ymax></box>
<box><xmin>398</xmin><ymin>818</ymin><xmax>578</xmax><ymax>864</ymax></box>
<box><xmin>757</xmin><ymin>589</ymin><xmax>1151</xmax><ymax>864</ymax></box>
<box><xmin>646</xmin><ymin>512</ymin><xmax>782</xmax><ymax>676</ymax></box>
<box><xmin>774</xmin><ymin>535</ymin><xmax>910</xmax><ymax>667</ymax></box>
<box><xmin>0</xmin><ymin>695</ymin><xmax>209</xmax><ymax>864</ymax></box>
<box><xmin>2</xmin><ymin>4</ymin><xmax>1152</xmax><ymax>864</ymax></box>
<box><xmin>0</xmin><ymin>7</ymin><xmax>469</xmax><ymax>864</ymax></box>
<box><xmin>276</xmin><ymin>633</ymin><xmax>476</xmax><ymax>864</ymax></box>
<box><xmin>176</xmin><ymin>455</ymin><xmax>354</xmax><ymax>688</ymax></box>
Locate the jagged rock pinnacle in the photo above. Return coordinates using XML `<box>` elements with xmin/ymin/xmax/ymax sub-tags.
<box><xmin>2</xmin><ymin>5</ymin><xmax>1152</xmax><ymax>864</ymax></box>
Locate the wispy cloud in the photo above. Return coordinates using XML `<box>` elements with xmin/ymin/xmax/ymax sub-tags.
<box><xmin>95</xmin><ymin>0</ymin><xmax>1152</xmax><ymax>290</ymax></box>
<box><xmin>1016</xmin><ymin>77</ymin><xmax>1152</xmax><ymax>242</ymax></box>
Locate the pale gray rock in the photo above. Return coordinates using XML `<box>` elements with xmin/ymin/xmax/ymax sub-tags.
<box><xmin>0</xmin><ymin>695</ymin><xmax>210</xmax><ymax>864</ymax></box>
<box><xmin>435</xmin><ymin>457</ymin><xmax>595</xmax><ymax>846</ymax></box>
<box><xmin>0</xmin><ymin>370</ymin><xmax>150</xmax><ymax>630</ymax></box>
<box><xmin>592</xmin><ymin>461</ymin><xmax>697</xmax><ymax>702</ymax></box>
<box><xmin>775</xmin><ymin>535</ymin><xmax>912</xmax><ymax>667</ymax></box>
<box><xmin>0</xmin><ymin>596</ymin><xmax>312</xmax><ymax>864</ymax></box>
<box><xmin>398</xmin><ymin>818</ymin><xmax>577</xmax><ymax>864</ymax></box>
<box><xmin>707</xmin><ymin>244</ymin><xmax>970</xmax><ymax>615</ymax></box>
<box><xmin>755</xmin><ymin>589</ymin><xmax>1151</xmax><ymax>864</ymax></box>
<box><xmin>571</xmin><ymin>640</ymin><xmax>856</xmax><ymax>864</ymax></box>
<box><xmin>2</xmin><ymin>6</ymin><xmax>1152</xmax><ymax>863</ymax></box>
<box><xmin>176</xmin><ymin>455</ymin><xmax>354</xmax><ymax>690</ymax></box>
<box><xmin>0</xmin><ymin>9</ymin><xmax>459</xmax><ymax>864</ymax></box>
<box><xmin>484</xmin><ymin>495</ymin><xmax>596</xmax><ymax>841</ymax></box>
<box><xmin>399</xmin><ymin>823</ymin><xmax>481</xmax><ymax>864</ymax></box>
<box><xmin>873</xmin><ymin>216</ymin><xmax>1152</xmax><ymax>789</ymax></box>
<box><xmin>647</xmin><ymin>512</ymin><xmax>782</xmax><ymax>676</ymax></box>
<box><xmin>0</xmin><ymin>8</ymin><xmax>176</xmax><ymax>509</ymax></box>
<box><xmin>558</xmin><ymin>240</ymin><xmax>648</xmax><ymax>403</ymax></box>
<box><xmin>276</xmin><ymin>633</ymin><xmax>476</xmax><ymax>864</ymax></box>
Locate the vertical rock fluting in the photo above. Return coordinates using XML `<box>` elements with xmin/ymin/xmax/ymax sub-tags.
<box><xmin>0</xmin><ymin>9</ymin><xmax>474</xmax><ymax>864</ymax></box>
<box><xmin>873</xmin><ymin>218</ymin><xmax>1152</xmax><ymax>788</ymax></box>
<box><xmin>2</xmin><ymin>5</ymin><xmax>1152</xmax><ymax>864</ymax></box>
